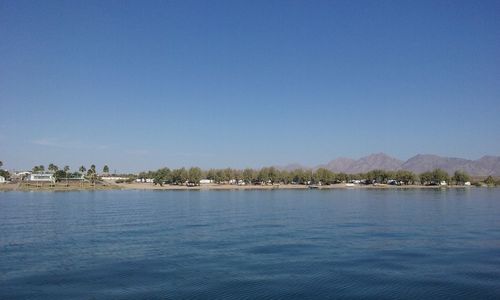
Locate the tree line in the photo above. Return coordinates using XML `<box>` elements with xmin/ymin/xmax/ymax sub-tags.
<box><xmin>1</xmin><ymin>159</ymin><xmax>498</xmax><ymax>186</ymax></box>
<box><xmin>30</xmin><ymin>163</ymin><xmax>110</xmax><ymax>184</ymax></box>
<box><xmin>136</xmin><ymin>167</ymin><xmax>486</xmax><ymax>186</ymax></box>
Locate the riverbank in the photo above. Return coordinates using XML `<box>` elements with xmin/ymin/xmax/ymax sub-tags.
<box><xmin>116</xmin><ymin>182</ymin><xmax>476</xmax><ymax>190</ymax></box>
<box><xmin>0</xmin><ymin>182</ymin><xmax>121</xmax><ymax>192</ymax></box>
<box><xmin>0</xmin><ymin>182</ymin><xmax>487</xmax><ymax>192</ymax></box>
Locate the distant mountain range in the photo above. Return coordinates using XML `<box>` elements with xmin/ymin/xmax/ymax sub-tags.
<box><xmin>278</xmin><ymin>153</ymin><xmax>500</xmax><ymax>176</ymax></box>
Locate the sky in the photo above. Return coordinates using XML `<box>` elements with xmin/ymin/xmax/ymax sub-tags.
<box><xmin>1</xmin><ymin>0</ymin><xmax>499</xmax><ymax>172</ymax></box>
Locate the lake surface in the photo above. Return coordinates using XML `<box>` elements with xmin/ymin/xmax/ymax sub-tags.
<box><xmin>1</xmin><ymin>189</ymin><xmax>500</xmax><ymax>299</ymax></box>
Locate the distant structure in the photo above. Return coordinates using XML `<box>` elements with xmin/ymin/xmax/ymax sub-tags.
<box><xmin>101</xmin><ymin>176</ymin><xmax>130</xmax><ymax>181</ymax></box>
<box><xmin>135</xmin><ymin>178</ymin><xmax>154</xmax><ymax>183</ymax></box>
<box><xmin>0</xmin><ymin>176</ymin><xmax>5</xmax><ymax>183</ymax></box>
<box><xmin>29</xmin><ymin>173</ymin><xmax>55</xmax><ymax>183</ymax></box>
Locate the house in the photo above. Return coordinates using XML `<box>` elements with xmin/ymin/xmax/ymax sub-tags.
<box><xmin>199</xmin><ymin>179</ymin><xmax>213</xmax><ymax>184</ymax></box>
<box><xmin>464</xmin><ymin>181</ymin><xmax>471</xmax><ymax>186</ymax></box>
<box><xmin>29</xmin><ymin>173</ymin><xmax>55</xmax><ymax>183</ymax></box>
<box><xmin>15</xmin><ymin>171</ymin><xmax>31</xmax><ymax>177</ymax></box>
<box><xmin>440</xmin><ymin>181</ymin><xmax>447</xmax><ymax>186</ymax></box>
<box><xmin>101</xmin><ymin>176</ymin><xmax>129</xmax><ymax>181</ymax></box>
<box><xmin>0</xmin><ymin>176</ymin><xmax>5</xmax><ymax>183</ymax></box>
<box><xmin>12</xmin><ymin>171</ymin><xmax>31</xmax><ymax>180</ymax></box>
<box><xmin>135</xmin><ymin>178</ymin><xmax>154</xmax><ymax>183</ymax></box>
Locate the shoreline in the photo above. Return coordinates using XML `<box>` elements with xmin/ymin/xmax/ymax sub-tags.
<box><xmin>0</xmin><ymin>182</ymin><xmax>488</xmax><ymax>192</ymax></box>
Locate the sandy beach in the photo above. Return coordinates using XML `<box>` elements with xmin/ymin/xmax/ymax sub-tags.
<box><xmin>0</xmin><ymin>182</ymin><xmax>478</xmax><ymax>192</ymax></box>
<box><xmin>115</xmin><ymin>182</ymin><xmax>473</xmax><ymax>191</ymax></box>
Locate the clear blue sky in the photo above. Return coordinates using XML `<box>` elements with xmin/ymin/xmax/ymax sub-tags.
<box><xmin>1</xmin><ymin>0</ymin><xmax>499</xmax><ymax>172</ymax></box>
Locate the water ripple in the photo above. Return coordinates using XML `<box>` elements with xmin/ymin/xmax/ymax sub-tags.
<box><xmin>1</xmin><ymin>189</ymin><xmax>500</xmax><ymax>299</ymax></box>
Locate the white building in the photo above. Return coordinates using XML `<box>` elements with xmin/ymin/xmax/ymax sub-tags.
<box><xmin>0</xmin><ymin>176</ymin><xmax>5</xmax><ymax>183</ymax></box>
<box><xmin>15</xmin><ymin>171</ymin><xmax>31</xmax><ymax>177</ymax></box>
<box><xmin>135</xmin><ymin>178</ymin><xmax>154</xmax><ymax>183</ymax></box>
<box><xmin>29</xmin><ymin>173</ymin><xmax>55</xmax><ymax>183</ymax></box>
<box><xmin>101</xmin><ymin>176</ymin><xmax>129</xmax><ymax>181</ymax></box>
<box><xmin>199</xmin><ymin>179</ymin><xmax>214</xmax><ymax>184</ymax></box>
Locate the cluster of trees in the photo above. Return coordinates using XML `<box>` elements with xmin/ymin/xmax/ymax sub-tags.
<box><xmin>138</xmin><ymin>167</ymin><xmax>203</xmax><ymax>186</ymax></box>
<box><xmin>0</xmin><ymin>160</ymin><xmax>10</xmax><ymax>179</ymax></box>
<box><xmin>483</xmin><ymin>176</ymin><xmax>497</xmax><ymax>186</ymax></box>
<box><xmin>29</xmin><ymin>163</ymin><xmax>110</xmax><ymax>183</ymax></box>
<box><xmin>419</xmin><ymin>169</ymin><xmax>472</xmax><ymax>185</ymax></box>
<box><xmin>132</xmin><ymin>165</ymin><xmax>500</xmax><ymax>187</ymax></box>
<box><xmin>2</xmin><ymin>158</ymin><xmax>498</xmax><ymax>187</ymax></box>
<box><xmin>136</xmin><ymin>167</ymin><xmax>474</xmax><ymax>186</ymax></box>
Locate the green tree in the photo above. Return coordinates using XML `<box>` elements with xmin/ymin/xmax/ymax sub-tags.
<box><xmin>335</xmin><ymin>173</ymin><xmax>349</xmax><ymax>183</ymax></box>
<box><xmin>63</xmin><ymin>165</ymin><xmax>70</xmax><ymax>172</ymax></box>
<box><xmin>188</xmin><ymin>167</ymin><xmax>202</xmax><ymax>185</ymax></box>
<box><xmin>419</xmin><ymin>171</ymin><xmax>432</xmax><ymax>185</ymax></box>
<box><xmin>291</xmin><ymin>169</ymin><xmax>311</xmax><ymax>184</ymax></box>
<box><xmin>279</xmin><ymin>170</ymin><xmax>292</xmax><ymax>184</ymax></box>
<box><xmin>79</xmin><ymin>166</ymin><xmax>86</xmax><ymax>174</ymax></box>
<box><xmin>314</xmin><ymin>168</ymin><xmax>334</xmax><ymax>185</ymax></box>
<box><xmin>103</xmin><ymin>165</ymin><xmax>109</xmax><ymax>174</ymax></box>
<box><xmin>32</xmin><ymin>165</ymin><xmax>45</xmax><ymax>173</ymax></box>
<box><xmin>150</xmin><ymin>167</ymin><xmax>171</xmax><ymax>186</ymax></box>
<box><xmin>54</xmin><ymin>170</ymin><xmax>67</xmax><ymax>182</ymax></box>
<box><xmin>159</xmin><ymin>167</ymin><xmax>172</xmax><ymax>183</ymax></box>
<box><xmin>432</xmin><ymin>169</ymin><xmax>449</xmax><ymax>184</ymax></box>
<box><xmin>267</xmin><ymin>167</ymin><xmax>278</xmax><ymax>184</ymax></box>
<box><xmin>0</xmin><ymin>161</ymin><xmax>3</xmax><ymax>169</ymax></box>
<box><xmin>153</xmin><ymin>174</ymin><xmax>163</xmax><ymax>186</ymax></box>
<box><xmin>232</xmin><ymin>169</ymin><xmax>242</xmax><ymax>183</ymax></box>
<box><xmin>206</xmin><ymin>169</ymin><xmax>216</xmax><ymax>181</ymax></box>
<box><xmin>48</xmin><ymin>163</ymin><xmax>59</xmax><ymax>173</ymax></box>
<box><xmin>365</xmin><ymin>170</ymin><xmax>389</xmax><ymax>184</ymax></box>
<box><xmin>257</xmin><ymin>168</ymin><xmax>270</xmax><ymax>184</ymax></box>
<box><xmin>394</xmin><ymin>170</ymin><xmax>416</xmax><ymax>185</ymax></box>
<box><xmin>87</xmin><ymin>165</ymin><xmax>97</xmax><ymax>185</ymax></box>
<box><xmin>484</xmin><ymin>176</ymin><xmax>496</xmax><ymax>186</ymax></box>
<box><xmin>242</xmin><ymin>168</ymin><xmax>255</xmax><ymax>184</ymax></box>
<box><xmin>214</xmin><ymin>169</ymin><xmax>224</xmax><ymax>183</ymax></box>
<box><xmin>451</xmin><ymin>170</ymin><xmax>470</xmax><ymax>185</ymax></box>
<box><xmin>172</xmin><ymin>168</ymin><xmax>188</xmax><ymax>185</ymax></box>
<box><xmin>420</xmin><ymin>169</ymin><xmax>449</xmax><ymax>185</ymax></box>
<box><xmin>0</xmin><ymin>169</ymin><xmax>10</xmax><ymax>180</ymax></box>
<box><xmin>223</xmin><ymin>168</ymin><xmax>233</xmax><ymax>182</ymax></box>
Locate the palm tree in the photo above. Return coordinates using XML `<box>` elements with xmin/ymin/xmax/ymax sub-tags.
<box><xmin>48</xmin><ymin>163</ymin><xmax>59</xmax><ymax>173</ymax></box>
<box><xmin>88</xmin><ymin>164</ymin><xmax>97</xmax><ymax>186</ymax></box>
<box><xmin>32</xmin><ymin>165</ymin><xmax>45</xmax><ymax>173</ymax></box>
<box><xmin>77</xmin><ymin>166</ymin><xmax>86</xmax><ymax>187</ymax></box>
<box><xmin>62</xmin><ymin>166</ymin><xmax>70</xmax><ymax>185</ymax></box>
<box><xmin>103</xmin><ymin>165</ymin><xmax>109</xmax><ymax>174</ymax></box>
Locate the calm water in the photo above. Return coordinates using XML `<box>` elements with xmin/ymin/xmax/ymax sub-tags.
<box><xmin>1</xmin><ymin>189</ymin><xmax>499</xmax><ymax>299</ymax></box>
